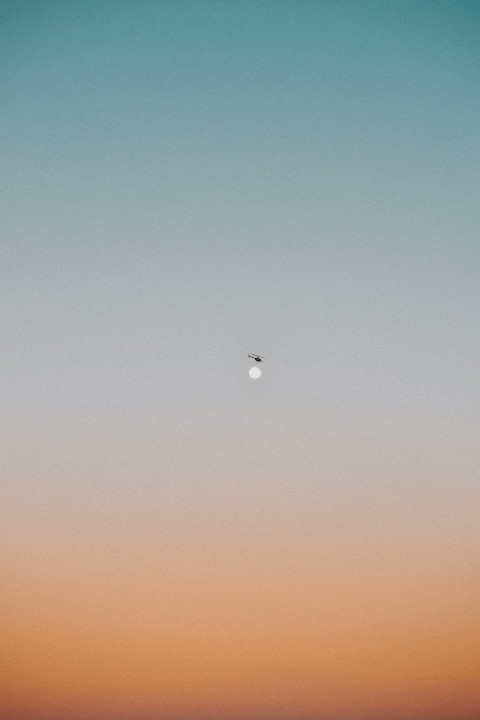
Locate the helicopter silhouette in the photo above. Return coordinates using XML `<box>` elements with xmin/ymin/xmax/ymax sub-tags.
<box><xmin>248</xmin><ymin>354</ymin><xmax>264</xmax><ymax>363</ymax></box>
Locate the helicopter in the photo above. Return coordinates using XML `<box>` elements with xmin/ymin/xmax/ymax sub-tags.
<box><xmin>248</xmin><ymin>354</ymin><xmax>264</xmax><ymax>363</ymax></box>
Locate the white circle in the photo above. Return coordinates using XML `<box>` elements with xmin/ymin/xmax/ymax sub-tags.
<box><xmin>249</xmin><ymin>366</ymin><xmax>261</xmax><ymax>379</ymax></box>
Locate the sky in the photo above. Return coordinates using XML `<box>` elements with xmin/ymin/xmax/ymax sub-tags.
<box><xmin>1</xmin><ymin>1</ymin><xmax>480</xmax><ymax>718</ymax></box>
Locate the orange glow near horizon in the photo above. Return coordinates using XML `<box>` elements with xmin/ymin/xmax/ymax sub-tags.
<box><xmin>3</xmin><ymin>485</ymin><xmax>479</xmax><ymax>720</ymax></box>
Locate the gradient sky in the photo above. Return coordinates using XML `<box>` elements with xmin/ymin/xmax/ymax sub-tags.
<box><xmin>2</xmin><ymin>2</ymin><xmax>480</xmax><ymax>719</ymax></box>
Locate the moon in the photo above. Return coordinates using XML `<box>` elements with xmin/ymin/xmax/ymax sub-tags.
<box><xmin>249</xmin><ymin>366</ymin><xmax>262</xmax><ymax>379</ymax></box>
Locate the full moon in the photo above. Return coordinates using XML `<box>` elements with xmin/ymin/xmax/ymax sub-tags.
<box><xmin>249</xmin><ymin>366</ymin><xmax>262</xmax><ymax>379</ymax></box>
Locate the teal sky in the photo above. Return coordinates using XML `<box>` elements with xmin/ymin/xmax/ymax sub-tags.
<box><xmin>2</xmin><ymin>2</ymin><xmax>479</xmax><ymax>460</ymax></box>
<box><xmin>3</xmin><ymin>1</ymin><xmax>479</xmax><ymax>438</ymax></box>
